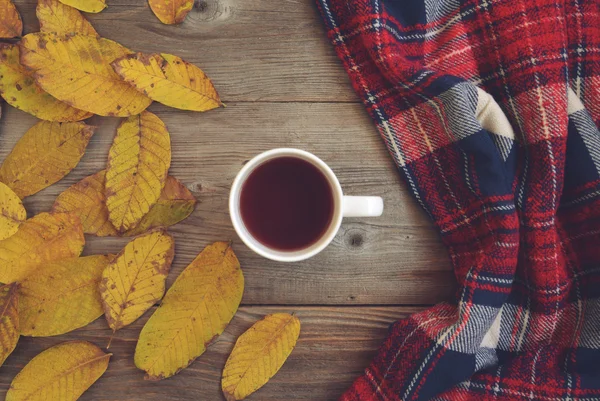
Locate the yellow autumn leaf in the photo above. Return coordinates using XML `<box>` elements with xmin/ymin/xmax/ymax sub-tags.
<box><xmin>0</xmin><ymin>182</ymin><xmax>26</xmax><ymax>241</ymax></box>
<box><xmin>125</xmin><ymin>176</ymin><xmax>196</xmax><ymax>236</ymax></box>
<box><xmin>222</xmin><ymin>313</ymin><xmax>301</xmax><ymax>400</ymax></box>
<box><xmin>58</xmin><ymin>0</ymin><xmax>106</xmax><ymax>13</ymax></box>
<box><xmin>0</xmin><ymin>283</ymin><xmax>19</xmax><ymax>367</ymax></box>
<box><xmin>112</xmin><ymin>52</ymin><xmax>222</xmax><ymax>112</ymax></box>
<box><xmin>100</xmin><ymin>230</ymin><xmax>174</xmax><ymax>332</ymax></box>
<box><xmin>20</xmin><ymin>32</ymin><xmax>152</xmax><ymax>117</ymax></box>
<box><xmin>0</xmin><ymin>212</ymin><xmax>85</xmax><ymax>284</ymax></box>
<box><xmin>106</xmin><ymin>111</ymin><xmax>171</xmax><ymax>233</ymax></box>
<box><xmin>0</xmin><ymin>120</ymin><xmax>95</xmax><ymax>198</ymax></box>
<box><xmin>149</xmin><ymin>0</ymin><xmax>194</xmax><ymax>25</ymax></box>
<box><xmin>0</xmin><ymin>0</ymin><xmax>22</xmax><ymax>38</ymax></box>
<box><xmin>135</xmin><ymin>241</ymin><xmax>244</xmax><ymax>380</ymax></box>
<box><xmin>19</xmin><ymin>255</ymin><xmax>111</xmax><ymax>337</ymax></box>
<box><xmin>6</xmin><ymin>341</ymin><xmax>110</xmax><ymax>401</ymax></box>
<box><xmin>37</xmin><ymin>0</ymin><xmax>99</xmax><ymax>36</ymax></box>
<box><xmin>52</xmin><ymin>170</ymin><xmax>118</xmax><ymax>236</ymax></box>
<box><xmin>0</xmin><ymin>44</ymin><xmax>92</xmax><ymax>122</ymax></box>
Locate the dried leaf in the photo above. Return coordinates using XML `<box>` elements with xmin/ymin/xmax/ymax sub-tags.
<box><xmin>149</xmin><ymin>0</ymin><xmax>194</xmax><ymax>25</ymax></box>
<box><xmin>125</xmin><ymin>176</ymin><xmax>196</xmax><ymax>236</ymax></box>
<box><xmin>0</xmin><ymin>212</ymin><xmax>85</xmax><ymax>284</ymax></box>
<box><xmin>106</xmin><ymin>111</ymin><xmax>171</xmax><ymax>233</ymax></box>
<box><xmin>0</xmin><ymin>120</ymin><xmax>95</xmax><ymax>198</ymax></box>
<box><xmin>6</xmin><ymin>341</ymin><xmax>110</xmax><ymax>401</ymax></box>
<box><xmin>0</xmin><ymin>283</ymin><xmax>19</xmax><ymax>367</ymax></box>
<box><xmin>100</xmin><ymin>230</ymin><xmax>174</xmax><ymax>332</ymax></box>
<box><xmin>112</xmin><ymin>52</ymin><xmax>222</xmax><ymax>112</ymax></box>
<box><xmin>19</xmin><ymin>255</ymin><xmax>111</xmax><ymax>337</ymax></box>
<box><xmin>222</xmin><ymin>313</ymin><xmax>300</xmax><ymax>400</ymax></box>
<box><xmin>52</xmin><ymin>170</ymin><xmax>118</xmax><ymax>236</ymax></box>
<box><xmin>135</xmin><ymin>242</ymin><xmax>243</xmax><ymax>380</ymax></box>
<box><xmin>20</xmin><ymin>32</ymin><xmax>152</xmax><ymax>117</ymax></box>
<box><xmin>58</xmin><ymin>0</ymin><xmax>106</xmax><ymax>13</ymax></box>
<box><xmin>0</xmin><ymin>0</ymin><xmax>22</xmax><ymax>38</ymax></box>
<box><xmin>0</xmin><ymin>44</ymin><xmax>92</xmax><ymax>122</ymax></box>
<box><xmin>37</xmin><ymin>0</ymin><xmax>99</xmax><ymax>36</ymax></box>
<box><xmin>0</xmin><ymin>182</ymin><xmax>26</xmax><ymax>241</ymax></box>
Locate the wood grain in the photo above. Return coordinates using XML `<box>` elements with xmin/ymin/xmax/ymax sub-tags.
<box><xmin>0</xmin><ymin>306</ymin><xmax>422</xmax><ymax>401</ymax></box>
<box><xmin>0</xmin><ymin>104</ymin><xmax>454</xmax><ymax>305</ymax></box>
<box><xmin>13</xmin><ymin>0</ymin><xmax>357</xmax><ymax>102</ymax></box>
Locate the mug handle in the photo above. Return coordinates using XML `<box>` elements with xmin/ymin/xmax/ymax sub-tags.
<box><xmin>342</xmin><ymin>196</ymin><xmax>384</xmax><ymax>217</ymax></box>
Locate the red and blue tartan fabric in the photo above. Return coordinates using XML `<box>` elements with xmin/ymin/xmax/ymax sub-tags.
<box><xmin>316</xmin><ymin>0</ymin><xmax>600</xmax><ymax>400</ymax></box>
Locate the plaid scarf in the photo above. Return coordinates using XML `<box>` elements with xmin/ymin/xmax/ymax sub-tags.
<box><xmin>316</xmin><ymin>0</ymin><xmax>600</xmax><ymax>400</ymax></box>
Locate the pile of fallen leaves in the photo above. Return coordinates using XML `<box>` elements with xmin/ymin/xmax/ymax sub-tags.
<box><xmin>0</xmin><ymin>1</ymin><xmax>300</xmax><ymax>400</ymax></box>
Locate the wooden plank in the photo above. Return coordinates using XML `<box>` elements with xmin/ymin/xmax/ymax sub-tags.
<box><xmin>0</xmin><ymin>306</ymin><xmax>422</xmax><ymax>400</ymax></box>
<box><xmin>0</xmin><ymin>103</ymin><xmax>454</xmax><ymax>305</ymax></box>
<box><xmin>12</xmin><ymin>0</ymin><xmax>357</xmax><ymax>102</ymax></box>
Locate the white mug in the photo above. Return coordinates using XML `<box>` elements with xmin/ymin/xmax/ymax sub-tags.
<box><xmin>229</xmin><ymin>148</ymin><xmax>384</xmax><ymax>262</ymax></box>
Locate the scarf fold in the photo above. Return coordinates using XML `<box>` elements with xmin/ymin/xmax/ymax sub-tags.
<box><xmin>316</xmin><ymin>0</ymin><xmax>600</xmax><ymax>399</ymax></box>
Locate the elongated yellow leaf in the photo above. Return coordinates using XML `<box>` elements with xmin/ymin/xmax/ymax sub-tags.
<box><xmin>0</xmin><ymin>120</ymin><xmax>95</xmax><ymax>198</ymax></box>
<box><xmin>113</xmin><ymin>53</ymin><xmax>222</xmax><ymax>112</ymax></box>
<box><xmin>58</xmin><ymin>0</ymin><xmax>106</xmax><ymax>13</ymax></box>
<box><xmin>52</xmin><ymin>170</ymin><xmax>117</xmax><ymax>236</ymax></box>
<box><xmin>0</xmin><ymin>283</ymin><xmax>19</xmax><ymax>367</ymax></box>
<box><xmin>0</xmin><ymin>212</ymin><xmax>85</xmax><ymax>284</ymax></box>
<box><xmin>6</xmin><ymin>341</ymin><xmax>110</xmax><ymax>401</ymax></box>
<box><xmin>0</xmin><ymin>44</ymin><xmax>92</xmax><ymax>121</ymax></box>
<box><xmin>149</xmin><ymin>0</ymin><xmax>194</xmax><ymax>24</ymax></box>
<box><xmin>19</xmin><ymin>255</ymin><xmax>111</xmax><ymax>337</ymax></box>
<box><xmin>125</xmin><ymin>176</ymin><xmax>196</xmax><ymax>236</ymax></box>
<box><xmin>222</xmin><ymin>313</ymin><xmax>300</xmax><ymax>400</ymax></box>
<box><xmin>37</xmin><ymin>0</ymin><xmax>99</xmax><ymax>36</ymax></box>
<box><xmin>135</xmin><ymin>241</ymin><xmax>244</xmax><ymax>380</ymax></box>
<box><xmin>0</xmin><ymin>182</ymin><xmax>26</xmax><ymax>241</ymax></box>
<box><xmin>0</xmin><ymin>0</ymin><xmax>22</xmax><ymax>38</ymax></box>
<box><xmin>100</xmin><ymin>230</ymin><xmax>174</xmax><ymax>331</ymax></box>
<box><xmin>20</xmin><ymin>32</ymin><xmax>152</xmax><ymax>117</ymax></box>
<box><xmin>106</xmin><ymin>111</ymin><xmax>171</xmax><ymax>233</ymax></box>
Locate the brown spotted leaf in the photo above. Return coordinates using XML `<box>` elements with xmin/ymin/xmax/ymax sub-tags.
<box><xmin>149</xmin><ymin>0</ymin><xmax>194</xmax><ymax>24</ymax></box>
<box><xmin>58</xmin><ymin>0</ymin><xmax>106</xmax><ymax>13</ymax></box>
<box><xmin>0</xmin><ymin>283</ymin><xmax>19</xmax><ymax>367</ymax></box>
<box><xmin>0</xmin><ymin>182</ymin><xmax>26</xmax><ymax>241</ymax></box>
<box><xmin>100</xmin><ymin>230</ymin><xmax>174</xmax><ymax>332</ymax></box>
<box><xmin>0</xmin><ymin>0</ymin><xmax>22</xmax><ymax>38</ymax></box>
<box><xmin>52</xmin><ymin>170</ymin><xmax>118</xmax><ymax>237</ymax></box>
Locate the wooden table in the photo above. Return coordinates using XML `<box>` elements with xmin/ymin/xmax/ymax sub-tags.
<box><xmin>0</xmin><ymin>1</ymin><xmax>455</xmax><ymax>399</ymax></box>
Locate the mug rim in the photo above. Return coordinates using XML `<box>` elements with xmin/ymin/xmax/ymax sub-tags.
<box><xmin>229</xmin><ymin>148</ymin><xmax>344</xmax><ymax>262</ymax></box>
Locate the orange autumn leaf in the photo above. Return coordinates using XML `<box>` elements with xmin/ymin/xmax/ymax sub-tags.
<box><xmin>106</xmin><ymin>111</ymin><xmax>171</xmax><ymax>233</ymax></box>
<box><xmin>0</xmin><ymin>283</ymin><xmax>19</xmax><ymax>367</ymax></box>
<box><xmin>112</xmin><ymin>52</ymin><xmax>222</xmax><ymax>112</ymax></box>
<box><xmin>58</xmin><ymin>0</ymin><xmax>106</xmax><ymax>13</ymax></box>
<box><xmin>0</xmin><ymin>212</ymin><xmax>85</xmax><ymax>284</ymax></box>
<box><xmin>0</xmin><ymin>44</ymin><xmax>93</xmax><ymax>122</ymax></box>
<box><xmin>0</xmin><ymin>0</ymin><xmax>22</xmax><ymax>38</ymax></box>
<box><xmin>100</xmin><ymin>230</ymin><xmax>174</xmax><ymax>332</ymax></box>
<box><xmin>20</xmin><ymin>32</ymin><xmax>152</xmax><ymax>117</ymax></box>
<box><xmin>125</xmin><ymin>176</ymin><xmax>196</xmax><ymax>236</ymax></box>
<box><xmin>0</xmin><ymin>120</ymin><xmax>95</xmax><ymax>198</ymax></box>
<box><xmin>37</xmin><ymin>0</ymin><xmax>99</xmax><ymax>36</ymax></box>
<box><xmin>149</xmin><ymin>0</ymin><xmax>194</xmax><ymax>25</ymax></box>
<box><xmin>52</xmin><ymin>170</ymin><xmax>118</xmax><ymax>237</ymax></box>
